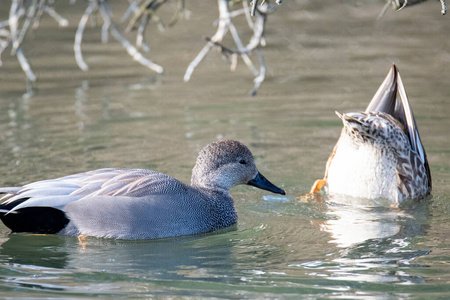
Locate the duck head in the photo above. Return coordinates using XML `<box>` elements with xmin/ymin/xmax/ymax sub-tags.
<box><xmin>191</xmin><ymin>140</ymin><xmax>285</xmax><ymax>195</ymax></box>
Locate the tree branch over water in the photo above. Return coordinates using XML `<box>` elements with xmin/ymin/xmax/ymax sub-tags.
<box><xmin>379</xmin><ymin>0</ymin><xmax>447</xmax><ymax>19</ymax></box>
<box><xmin>184</xmin><ymin>0</ymin><xmax>280</xmax><ymax>96</ymax></box>
<box><xmin>1</xmin><ymin>0</ymin><xmax>70</xmax><ymax>85</ymax></box>
<box><xmin>0</xmin><ymin>0</ymin><xmax>446</xmax><ymax>96</ymax></box>
<box><xmin>74</xmin><ymin>0</ymin><xmax>164</xmax><ymax>74</ymax></box>
<box><xmin>1</xmin><ymin>0</ymin><xmax>182</xmax><ymax>89</ymax></box>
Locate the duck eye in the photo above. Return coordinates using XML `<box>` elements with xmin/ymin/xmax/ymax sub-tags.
<box><xmin>239</xmin><ymin>159</ymin><xmax>246</xmax><ymax>165</ymax></box>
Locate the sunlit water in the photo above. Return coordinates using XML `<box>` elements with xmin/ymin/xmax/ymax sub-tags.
<box><xmin>0</xmin><ymin>1</ymin><xmax>450</xmax><ymax>298</ymax></box>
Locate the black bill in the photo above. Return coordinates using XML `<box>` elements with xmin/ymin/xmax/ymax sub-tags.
<box><xmin>247</xmin><ymin>172</ymin><xmax>286</xmax><ymax>195</ymax></box>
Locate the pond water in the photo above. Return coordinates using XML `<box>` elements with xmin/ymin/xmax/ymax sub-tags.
<box><xmin>0</xmin><ymin>0</ymin><xmax>450</xmax><ymax>298</ymax></box>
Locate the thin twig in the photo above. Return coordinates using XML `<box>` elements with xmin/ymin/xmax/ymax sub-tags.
<box><xmin>205</xmin><ymin>37</ymin><xmax>245</xmax><ymax>56</ymax></box>
<box><xmin>43</xmin><ymin>5</ymin><xmax>69</xmax><ymax>27</ymax></box>
<box><xmin>12</xmin><ymin>0</ymin><xmax>38</xmax><ymax>54</ymax></box>
<box><xmin>379</xmin><ymin>0</ymin><xmax>447</xmax><ymax>18</ymax></box>
<box><xmin>74</xmin><ymin>1</ymin><xmax>96</xmax><ymax>71</ymax></box>
<box><xmin>441</xmin><ymin>0</ymin><xmax>447</xmax><ymax>15</ymax></box>
<box><xmin>121</xmin><ymin>0</ymin><xmax>140</xmax><ymax>23</ymax></box>
<box><xmin>168</xmin><ymin>0</ymin><xmax>189</xmax><ymax>26</ymax></box>
<box><xmin>99</xmin><ymin>0</ymin><xmax>163</xmax><ymax>73</ymax></box>
<box><xmin>9</xmin><ymin>0</ymin><xmax>22</xmax><ymax>50</ymax></box>
<box><xmin>109</xmin><ymin>25</ymin><xmax>163</xmax><ymax>73</ymax></box>
<box><xmin>250</xmin><ymin>48</ymin><xmax>265</xmax><ymax>96</ymax></box>
<box><xmin>136</xmin><ymin>13</ymin><xmax>150</xmax><ymax>51</ymax></box>
<box><xmin>16</xmin><ymin>47</ymin><xmax>36</xmax><ymax>82</ymax></box>
<box><xmin>32</xmin><ymin>0</ymin><xmax>45</xmax><ymax>29</ymax></box>
<box><xmin>184</xmin><ymin>0</ymin><xmax>277</xmax><ymax>95</ymax></box>
<box><xmin>184</xmin><ymin>41</ymin><xmax>215</xmax><ymax>82</ymax></box>
<box><xmin>243</xmin><ymin>1</ymin><xmax>254</xmax><ymax>29</ymax></box>
<box><xmin>0</xmin><ymin>38</ymin><xmax>10</xmax><ymax>66</ymax></box>
<box><xmin>251</xmin><ymin>0</ymin><xmax>259</xmax><ymax>16</ymax></box>
<box><xmin>125</xmin><ymin>0</ymin><xmax>168</xmax><ymax>32</ymax></box>
<box><xmin>184</xmin><ymin>0</ymin><xmax>231</xmax><ymax>82</ymax></box>
<box><xmin>100</xmin><ymin>0</ymin><xmax>111</xmax><ymax>43</ymax></box>
<box><xmin>228</xmin><ymin>21</ymin><xmax>258</xmax><ymax>75</ymax></box>
<box><xmin>213</xmin><ymin>8</ymin><xmax>248</xmax><ymax>27</ymax></box>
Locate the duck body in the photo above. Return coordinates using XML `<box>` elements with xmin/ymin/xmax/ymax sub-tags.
<box><xmin>0</xmin><ymin>140</ymin><xmax>285</xmax><ymax>239</ymax></box>
<box><xmin>325</xmin><ymin>111</ymin><xmax>429</xmax><ymax>202</ymax></box>
<box><xmin>311</xmin><ymin>65</ymin><xmax>431</xmax><ymax>204</ymax></box>
<box><xmin>1</xmin><ymin>168</ymin><xmax>237</xmax><ymax>240</ymax></box>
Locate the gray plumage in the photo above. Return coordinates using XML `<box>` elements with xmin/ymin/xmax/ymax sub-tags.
<box><xmin>0</xmin><ymin>140</ymin><xmax>285</xmax><ymax>239</ymax></box>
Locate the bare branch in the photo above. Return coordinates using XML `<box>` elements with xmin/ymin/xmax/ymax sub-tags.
<box><xmin>74</xmin><ymin>1</ymin><xmax>163</xmax><ymax>73</ymax></box>
<box><xmin>168</xmin><ymin>0</ymin><xmax>189</xmax><ymax>27</ymax></box>
<box><xmin>185</xmin><ymin>0</ymin><xmax>277</xmax><ymax>95</ymax></box>
<box><xmin>379</xmin><ymin>0</ymin><xmax>447</xmax><ymax>18</ymax></box>
<box><xmin>6</xmin><ymin>0</ymin><xmax>63</xmax><ymax>83</ymax></box>
<box><xmin>98</xmin><ymin>0</ymin><xmax>163</xmax><ymax>73</ymax></box>
<box><xmin>184</xmin><ymin>0</ymin><xmax>231</xmax><ymax>82</ymax></box>
<box><xmin>74</xmin><ymin>1</ymin><xmax>96</xmax><ymax>71</ymax></box>
<box><xmin>441</xmin><ymin>0</ymin><xmax>447</xmax><ymax>15</ymax></box>
<box><xmin>100</xmin><ymin>0</ymin><xmax>111</xmax><ymax>43</ymax></box>
<box><xmin>16</xmin><ymin>47</ymin><xmax>36</xmax><ymax>82</ymax></box>
<box><xmin>250</xmin><ymin>0</ymin><xmax>259</xmax><ymax>17</ymax></box>
<box><xmin>184</xmin><ymin>41</ymin><xmax>215</xmax><ymax>82</ymax></box>
<box><xmin>2</xmin><ymin>0</ymin><xmax>280</xmax><ymax>95</ymax></box>
<box><xmin>122</xmin><ymin>0</ymin><xmax>187</xmax><ymax>51</ymax></box>
<box><xmin>124</xmin><ymin>0</ymin><xmax>168</xmax><ymax>33</ymax></box>
<box><xmin>250</xmin><ymin>48</ymin><xmax>265</xmax><ymax>96</ymax></box>
<box><xmin>121</xmin><ymin>0</ymin><xmax>140</xmax><ymax>23</ymax></box>
<box><xmin>242</xmin><ymin>0</ymin><xmax>254</xmax><ymax>29</ymax></box>
<box><xmin>12</xmin><ymin>0</ymin><xmax>38</xmax><ymax>54</ymax></box>
<box><xmin>136</xmin><ymin>14</ymin><xmax>150</xmax><ymax>51</ymax></box>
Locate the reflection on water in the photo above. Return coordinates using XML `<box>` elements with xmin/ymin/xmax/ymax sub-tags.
<box><xmin>322</xmin><ymin>205</ymin><xmax>402</xmax><ymax>248</ymax></box>
<box><xmin>0</xmin><ymin>228</ymin><xmax>239</xmax><ymax>278</ymax></box>
<box><xmin>281</xmin><ymin>195</ymin><xmax>431</xmax><ymax>286</ymax></box>
<box><xmin>319</xmin><ymin>196</ymin><xmax>428</xmax><ymax>248</ymax></box>
<box><xmin>1</xmin><ymin>0</ymin><xmax>450</xmax><ymax>298</ymax></box>
<box><xmin>317</xmin><ymin>197</ymin><xmax>430</xmax><ymax>285</ymax></box>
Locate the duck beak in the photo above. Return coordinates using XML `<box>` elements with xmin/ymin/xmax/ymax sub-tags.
<box><xmin>248</xmin><ymin>172</ymin><xmax>286</xmax><ymax>195</ymax></box>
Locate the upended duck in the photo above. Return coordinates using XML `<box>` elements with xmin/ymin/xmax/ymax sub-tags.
<box><xmin>310</xmin><ymin>65</ymin><xmax>431</xmax><ymax>203</ymax></box>
<box><xmin>0</xmin><ymin>140</ymin><xmax>285</xmax><ymax>240</ymax></box>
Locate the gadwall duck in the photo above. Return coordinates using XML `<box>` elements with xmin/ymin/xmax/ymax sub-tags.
<box><xmin>310</xmin><ymin>65</ymin><xmax>431</xmax><ymax>203</ymax></box>
<box><xmin>0</xmin><ymin>140</ymin><xmax>285</xmax><ymax>239</ymax></box>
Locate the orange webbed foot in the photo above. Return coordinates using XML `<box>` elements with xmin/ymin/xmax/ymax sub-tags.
<box><xmin>308</xmin><ymin>179</ymin><xmax>326</xmax><ymax>195</ymax></box>
<box><xmin>78</xmin><ymin>234</ymin><xmax>88</xmax><ymax>250</ymax></box>
<box><xmin>297</xmin><ymin>179</ymin><xmax>327</xmax><ymax>202</ymax></box>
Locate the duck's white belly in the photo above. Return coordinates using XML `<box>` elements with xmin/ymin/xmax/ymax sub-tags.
<box><xmin>326</xmin><ymin>141</ymin><xmax>399</xmax><ymax>202</ymax></box>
